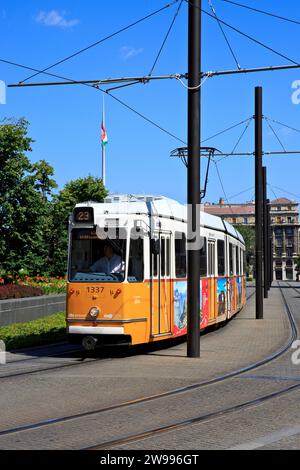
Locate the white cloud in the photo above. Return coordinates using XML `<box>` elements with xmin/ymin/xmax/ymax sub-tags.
<box><xmin>120</xmin><ymin>46</ymin><xmax>143</xmax><ymax>60</ymax></box>
<box><xmin>35</xmin><ymin>10</ymin><xmax>79</xmax><ymax>28</ymax></box>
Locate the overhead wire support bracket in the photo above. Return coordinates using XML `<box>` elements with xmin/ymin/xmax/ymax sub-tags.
<box><xmin>8</xmin><ymin>63</ymin><xmax>300</xmax><ymax>89</ymax></box>
<box><xmin>8</xmin><ymin>74</ymin><xmax>186</xmax><ymax>88</ymax></box>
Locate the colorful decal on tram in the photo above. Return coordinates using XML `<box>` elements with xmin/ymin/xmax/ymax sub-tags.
<box><xmin>174</xmin><ymin>278</ymin><xmax>210</xmax><ymax>336</ymax></box>
<box><xmin>236</xmin><ymin>277</ymin><xmax>242</xmax><ymax>308</ymax></box>
<box><xmin>217</xmin><ymin>278</ymin><xmax>227</xmax><ymax>316</ymax></box>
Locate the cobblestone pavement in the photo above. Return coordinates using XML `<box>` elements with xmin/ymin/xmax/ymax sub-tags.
<box><xmin>0</xmin><ymin>283</ymin><xmax>298</xmax><ymax>449</ymax></box>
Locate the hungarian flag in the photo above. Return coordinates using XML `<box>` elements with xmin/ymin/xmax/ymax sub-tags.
<box><xmin>101</xmin><ymin>119</ymin><xmax>108</xmax><ymax>146</ymax></box>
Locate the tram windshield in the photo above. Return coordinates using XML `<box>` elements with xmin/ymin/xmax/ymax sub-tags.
<box><xmin>69</xmin><ymin>228</ymin><xmax>127</xmax><ymax>282</ymax></box>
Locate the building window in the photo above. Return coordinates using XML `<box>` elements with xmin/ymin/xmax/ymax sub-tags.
<box><xmin>286</xmin><ymin>270</ymin><xmax>293</xmax><ymax>280</ymax></box>
<box><xmin>243</xmin><ymin>217</ymin><xmax>248</xmax><ymax>224</ymax></box>
<box><xmin>232</xmin><ymin>217</ymin><xmax>237</xmax><ymax>224</ymax></box>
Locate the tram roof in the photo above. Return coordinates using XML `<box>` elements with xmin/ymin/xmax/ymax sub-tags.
<box><xmin>76</xmin><ymin>194</ymin><xmax>244</xmax><ymax>243</ymax></box>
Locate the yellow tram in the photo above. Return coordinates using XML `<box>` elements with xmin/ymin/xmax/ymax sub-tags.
<box><xmin>66</xmin><ymin>195</ymin><xmax>245</xmax><ymax>349</ymax></box>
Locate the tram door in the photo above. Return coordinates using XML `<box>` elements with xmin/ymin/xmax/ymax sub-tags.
<box><xmin>150</xmin><ymin>233</ymin><xmax>172</xmax><ymax>337</ymax></box>
<box><xmin>208</xmin><ymin>240</ymin><xmax>216</xmax><ymax>321</ymax></box>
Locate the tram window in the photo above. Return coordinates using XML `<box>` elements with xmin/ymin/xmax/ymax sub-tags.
<box><xmin>229</xmin><ymin>243</ymin><xmax>234</xmax><ymax>275</ymax></box>
<box><xmin>175</xmin><ymin>232</ymin><xmax>186</xmax><ymax>278</ymax></box>
<box><xmin>69</xmin><ymin>228</ymin><xmax>126</xmax><ymax>282</ymax></box>
<box><xmin>166</xmin><ymin>238</ymin><xmax>170</xmax><ymax>277</ymax></box>
<box><xmin>128</xmin><ymin>234</ymin><xmax>144</xmax><ymax>282</ymax></box>
<box><xmin>236</xmin><ymin>246</ymin><xmax>240</xmax><ymax>275</ymax></box>
<box><xmin>151</xmin><ymin>239</ymin><xmax>159</xmax><ymax>278</ymax></box>
<box><xmin>208</xmin><ymin>241</ymin><xmax>215</xmax><ymax>276</ymax></box>
<box><xmin>217</xmin><ymin>240</ymin><xmax>225</xmax><ymax>276</ymax></box>
<box><xmin>161</xmin><ymin>237</ymin><xmax>166</xmax><ymax>277</ymax></box>
<box><xmin>240</xmin><ymin>248</ymin><xmax>243</xmax><ymax>275</ymax></box>
<box><xmin>199</xmin><ymin>237</ymin><xmax>207</xmax><ymax>277</ymax></box>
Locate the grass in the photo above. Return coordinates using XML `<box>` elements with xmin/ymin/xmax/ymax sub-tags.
<box><xmin>0</xmin><ymin>312</ymin><xmax>67</xmax><ymax>351</ymax></box>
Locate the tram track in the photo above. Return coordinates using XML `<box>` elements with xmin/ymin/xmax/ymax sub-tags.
<box><xmin>0</xmin><ymin>288</ymin><xmax>255</xmax><ymax>381</ymax></box>
<box><xmin>285</xmin><ymin>281</ymin><xmax>300</xmax><ymax>297</ymax></box>
<box><xmin>0</xmin><ymin>284</ymin><xmax>297</xmax><ymax>449</ymax></box>
<box><xmin>85</xmin><ymin>282</ymin><xmax>299</xmax><ymax>449</ymax></box>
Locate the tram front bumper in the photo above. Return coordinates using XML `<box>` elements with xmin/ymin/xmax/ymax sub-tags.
<box><xmin>68</xmin><ymin>326</ymin><xmax>124</xmax><ymax>335</ymax></box>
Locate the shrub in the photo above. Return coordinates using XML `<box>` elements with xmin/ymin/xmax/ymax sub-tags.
<box><xmin>0</xmin><ymin>284</ymin><xmax>42</xmax><ymax>300</ymax></box>
<box><xmin>0</xmin><ymin>312</ymin><xmax>66</xmax><ymax>350</ymax></box>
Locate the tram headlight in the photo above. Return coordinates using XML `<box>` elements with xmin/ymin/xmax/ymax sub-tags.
<box><xmin>89</xmin><ymin>307</ymin><xmax>100</xmax><ymax>318</ymax></box>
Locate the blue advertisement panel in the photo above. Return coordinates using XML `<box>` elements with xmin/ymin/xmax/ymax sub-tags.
<box><xmin>174</xmin><ymin>281</ymin><xmax>187</xmax><ymax>335</ymax></box>
<box><xmin>236</xmin><ymin>276</ymin><xmax>242</xmax><ymax>307</ymax></box>
<box><xmin>217</xmin><ymin>278</ymin><xmax>227</xmax><ymax>316</ymax></box>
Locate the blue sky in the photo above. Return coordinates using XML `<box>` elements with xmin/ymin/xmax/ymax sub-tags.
<box><xmin>0</xmin><ymin>0</ymin><xmax>300</xmax><ymax>205</ymax></box>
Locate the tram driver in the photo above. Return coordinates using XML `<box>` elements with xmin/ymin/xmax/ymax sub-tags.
<box><xmin>90</xmin><ymin>243</ymin><xmax>124</xmax><ymax>274</ymax></box>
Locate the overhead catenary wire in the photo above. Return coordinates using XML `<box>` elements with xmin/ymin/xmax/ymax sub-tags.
<box><xmin>201</xmin><ymin>116</ymin><xmax>252</xmax><ymax>144</ymax></box>
<box><xmin>221</xmin><ymin>0</ymin><xmax>300</xmax><ymax>27</ymax></box>
<box><xmin>268</xmin><ymin>185</ymin><xmax>300</xmax><ymax>202</ymax></box>
<box><xmin>184</xmin><ymin>0</ymin><xmax>300</xmax><ymax>65</ymax></box>
<box><xmin>149</xmin><ymin>0</ymin><xmax>183</xmax><ymax>76</ymax></box>
<box><xmin>215</xmin><ymin>117</ymin><xmax>253</xmax><ymax>163</ymax></box>
<box><xmin>227</xmin><ymin>186</ymin><xmax>255</xmax><ymax>201</ymax></box>
<box><xmin>265</xmin><ymin>117</ymin><xmax>300</xmax><ymax>135</ymax></box>
<box><xmin>0</xmin><ymin>61</ymin><xmax>186</xmax><ymax>145</ymax></box>
<box><xmin>213</xmin><ymin>159</ymin><xmax>235</xmax><ymax>214</ymax></box>
<box><xmin>19</xmin><ymin>0</ymin><xmax>180</xmax><ymax>85</ymax></box>
<box><xmin>208</xmin><ymin>0</ymin><xmax>241</xmax><ymax>69</ymax></box>
<box><xmin>265</xmin><ymin>118</ymin><xmax>286</xmax><ymax>153</ymax></box>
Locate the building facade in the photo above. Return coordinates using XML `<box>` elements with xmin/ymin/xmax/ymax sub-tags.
<box><xmin>204</xmin><ymin>197</ymin><xmax>300</xmax><ymax>281</ymax></box>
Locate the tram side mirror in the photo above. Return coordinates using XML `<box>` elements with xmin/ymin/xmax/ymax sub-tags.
<box><xmin>151</xmin><ymin>239</ymin><xmax>160</xmax><ymax>255</ymax></box>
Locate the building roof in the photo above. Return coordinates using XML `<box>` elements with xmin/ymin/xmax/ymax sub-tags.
<box><xmin>270</xmin><ymin>197</ymin><xmax>296</xmax><ymax>205</ymax></box>
<box><xmin>204</xmin><ymin>205</ymin><xmax>255</xmax><ymax>216</ymax></box>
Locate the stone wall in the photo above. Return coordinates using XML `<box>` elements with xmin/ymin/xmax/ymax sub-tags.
<box><xmin>0</xmin><ymin>294</ymin><xmax>66</xmax><ymax>327</ymax></box>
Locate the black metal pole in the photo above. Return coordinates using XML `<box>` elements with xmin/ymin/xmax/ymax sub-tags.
<box><xmin>267</xmin><ymin>198</ymin><xmax>272</xmax><ymax>290</ymax></box>
<box><xmin>269</xmin><ymin>200</ymin><xmax>273</xmax><ymax>288</ymax></box>
<box><xmin>187</xmin><ymin>0</ymin><xmax>201</xmax><ymax>358</ymax></box>
<box><xmin>255</xmin><ymin>87</ymin><xmax>264</xmax><ymax>319</ymax></box>
<box><xmin>263</xmin><ymin>166</ymin><xmax>268</xmax><ymax>299</ymax></box>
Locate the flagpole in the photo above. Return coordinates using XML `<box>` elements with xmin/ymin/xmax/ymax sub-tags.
<box><xmin>102</xmin><ymin>96</ymin><xmax>106</xmax><ymax>186</ymax></box>
<box><xmin>102</xmin><ymin>141</ymin><xmax>106</xmax><ymax>186</ymax></box>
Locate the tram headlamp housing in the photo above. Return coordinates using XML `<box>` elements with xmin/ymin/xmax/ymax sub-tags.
<box><xmin>89</xmin><ymin>307</ymin><xmax>100</xmax><ymax>318</ymax></box>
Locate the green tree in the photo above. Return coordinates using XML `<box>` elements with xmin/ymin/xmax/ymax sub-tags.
<box><xmin>234</xmin><ymin>224</ymin><xmax>255</xmax><ymax>277</ymax></box>
<box><xmin>49</xmin><ymin>176</ymin><xmax>108</xmax><ymax>275</ymax></box>
<box><xmin>0</xmin><ymin>118</ymin><xmax>57</xmax><ymax>275</ymax></box>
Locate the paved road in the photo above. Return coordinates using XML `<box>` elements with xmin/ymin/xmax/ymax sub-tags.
<box><xmin>0</xmin><ymin>283</ymin><xmax>298</xmax><ymax>449</ymax></box>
